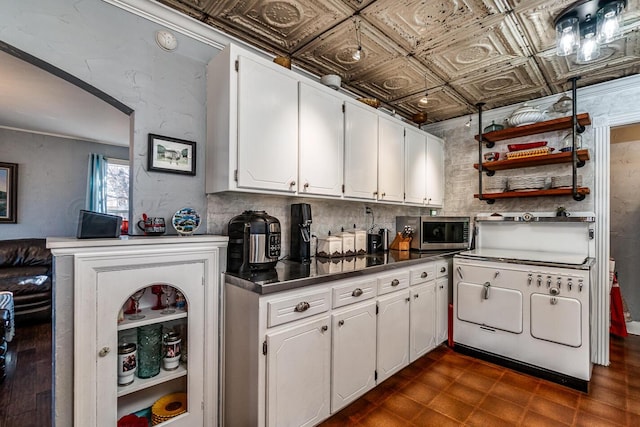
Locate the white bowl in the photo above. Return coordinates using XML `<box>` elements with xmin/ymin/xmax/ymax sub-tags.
<box><xmin>320</xmin><ymin>74</ymin><xmax>341</xmax><ymax>90</ymax></box>
<box><xmin>507</xmin><ymin>103</ymin><xmax>545</xmax><ymax>127</ymax></box>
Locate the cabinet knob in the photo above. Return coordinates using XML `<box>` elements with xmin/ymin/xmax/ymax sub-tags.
<box><xmin>338</xmin><ymin>320</ymin><xmax>345</xmax><ymax>327</ymax></box>
<box><xmin>294</xmin><ymin>301</ymin><xmax>310</xmax><ymax>312</ymax></box>
<box><xmin>352</xmin><ymin>288</ymin><xmax>363</xmax><ymax>297</ymax></box>
<box><xmin>320</xmin><ymin>325</ymin><xmax>328</xmax><ymax>332</ymax></box>
<box><xmin>414</xmin><ymin>294</ymin><xmax>419</xmax><ymax>299</ymax></box>
<box><xmin>304</xmin><ymin>182</ymin><xmax>309</xmax><ymax>188</ymax></box>
<box><xmin>381</xmin><ymin>192</ymin><xmax>386</xmax><ymax>197</ymax></box>
<box><xmin>439</xmin><ymin>285</ymin><xmax>444</xmax><ymax>289</ymax></box>
<box><xmin>405</xmin><ymin>297</ymin><xmax>411</xmax><ymax>303</ymax></box>
<box><xmin>373</xmin><ymin>191</ymin><xmax>378</xmax><ymax>196</ymax></box>
<box><xmin>290</xmin><ymin>180</ymin><xmax>296</xmax><ymax>187</ymax></box>
<box><xmin>391</xmin><ymin>279</ymin><xmax>400</xmax><ymax>287</ymax></box>
<box><xmin>421</xmin><ymin>272</ymin><xmax>428</xmax><ymax>278</ymax></box>
<box><xmin>98</xmin><ymin>347</ymin><xmax>110</xmax><ymax>357</ymax></box>
<box><xmin>440</xmin><ymin>267</ymin><xmax>446</xmax><ymax>273</ymax></box>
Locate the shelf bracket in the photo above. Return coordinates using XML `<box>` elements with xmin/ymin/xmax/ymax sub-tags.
<box><xmin>484</xmin><ymin>198</ymin><xmax>495</xmax><ymax>205</ymax></box>
<box><xmin>476</xmin><ymin>102</ymin><xmax>490</xmax><ymax>201</ymax></box>
<box><xmin>569</xmin><ymin>76</ymin><xmax>586</xmax><ymax>202</ymax></box>
<box><xmin>485</xmin><ymin>170</ymin><xmax>495</xmax><ymax>177</ymax></box>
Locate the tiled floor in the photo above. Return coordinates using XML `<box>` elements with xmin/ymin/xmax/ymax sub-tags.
<box><xmin>319</xmin><ymin>334</ymin><xmax>640</xmax><ymax>426</ymax></box>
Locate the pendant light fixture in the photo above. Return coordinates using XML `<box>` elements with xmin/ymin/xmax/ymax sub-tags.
<box><xmin>352</xmin><ymin>18</ymin><xmax>362</xmax><ymax>61</ymax></box>
<box><xmin>419</xmin><ymin>74</ymin><xmax>429</xmax><ymax>105</ymax></box>
<box><xmin>554</xmin><ymin>0</ymin><xmax>627</xmax><ymax>62</ymax></box>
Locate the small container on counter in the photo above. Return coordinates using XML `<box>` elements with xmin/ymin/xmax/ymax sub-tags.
<box><xmin>117</xmin><ymin>342</ymin><xmax>137</xmax><ymax>386</ymax></box>
<box><xmin>338</xmin><ymin>227</ymin><xmax>355</xmax><ymax>257</ymax></box>
<box><xmin>316</xmin><ymin>232</ymin><xmax>343</xmax><ymax>258</ymax></box>
<box><xmin>353</xmin><ymin>224</ymin><xmax>367</xmax><ymax>255</ymax></box>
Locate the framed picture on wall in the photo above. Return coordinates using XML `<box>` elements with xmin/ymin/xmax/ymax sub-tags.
<box><xmin>0</xmin><ymin>162</ymin><xmax>18</xmax><ymax>223</ymax></box>
<box><xmin>147</xmin><ymin>134</ymin><xmax>196</xmax><ymax>176</ymax></box>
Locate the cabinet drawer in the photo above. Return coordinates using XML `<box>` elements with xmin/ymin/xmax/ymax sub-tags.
<box><xmin>267</xmin><ymin>289</ymin><xmax>331</xmax><ymax>327</ymax></box>
<box><xmin>436</xmin><ymin>261</ymin><xmax>448</xmax><ymax>279</ymax></box>
<box><xmin>410</xmin><ymin>263</ymin><xmax>436</xmax><ymax>285</ymax></box>
<box><xmin>332</xmin><ymin>278</ymin><xmax>376</xmax><ymax>308</ymax></box>
<box><xmin>377</xmin><ymin>270</ymin><xmax>410</xmax><ymax>295</ymax></box>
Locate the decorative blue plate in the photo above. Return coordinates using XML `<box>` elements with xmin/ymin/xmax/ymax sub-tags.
<box><xmin>172</xmin><ymin>208</ymin><xmax>201</xmax><ymax>235</ymax></box>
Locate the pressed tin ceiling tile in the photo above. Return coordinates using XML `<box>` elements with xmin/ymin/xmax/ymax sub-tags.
<box><xmin>157</xmin><ymin>0</ymin><xmax>640</xmax><ymax>122</ymax></box>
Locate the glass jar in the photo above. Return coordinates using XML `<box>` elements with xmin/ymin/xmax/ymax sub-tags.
<box><xmin>561</xmin><ymin>132</ymin><xmax>582</xmax><ymax>152</ymax></box>
<box><xmin>137</xmin><ymin>324</ymin><xmax>162</xmax><ymax>378</ymax></box>
<box><xmin>117</xmin><ymin>342</ymin><xmax>137</xmax><ymax>386</ymax></box>
<box><xmin>163</xmin><ymin>331</ymin><xmax>182</xmax><ymax>371</ymax></box>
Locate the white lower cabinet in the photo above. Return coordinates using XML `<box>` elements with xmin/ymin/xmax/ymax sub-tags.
<box><xmin>436</xmin><ymin>276</ymin><xmax>449</xmax><ymax>345</ymax></box>
<box><xmin>409</xmin><ymin>282</ymin><xmax>437</xmax><ymax>362</ymax></box>
<box><xmin>331</xmin><ymin>301</ymin><xmax>377</xmax><ymax>412</ymax></box>
<box><xmin>266</xmin><ymin>316</ymin><xmax>331</xmax><ymax>427</ymax></box>
<box><xmin>376</xmin><ymin>289</ymin><xmax>410</xmax><ymax>383</ymax></box>
<box><xmin>223</xmin><ymin>259</ymin><xmax>451</xmax><ymax>427</ymax></box>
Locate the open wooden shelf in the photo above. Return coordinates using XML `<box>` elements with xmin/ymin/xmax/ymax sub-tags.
<box><xmin>474</xmin><ymin>113</ymin><xmax>591</xmax><ymax>143</ymax></box>
<box><xmin>474</xmin><ymin>149</ymin><xmax>590</xmax><ymax>171</ymax></box>
<box><xmin>474</xmin><ymin>187</ymin><xmax>591</xmax><ymax>200</ymax></box>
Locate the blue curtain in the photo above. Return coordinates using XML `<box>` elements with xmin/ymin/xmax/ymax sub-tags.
<box><xmin>86</xmin><ymin>153</ymin><xmax>107</xmax><ymax>213</ymax></box>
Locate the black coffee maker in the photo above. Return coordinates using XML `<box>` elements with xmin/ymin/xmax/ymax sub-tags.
<box><xmin>290</xmin><ymin>203</ymin><xmax>312</xmax><ymax>263</ymax></box>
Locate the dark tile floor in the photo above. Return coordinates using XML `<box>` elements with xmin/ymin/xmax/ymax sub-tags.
<box><xmin>320</xmin><ymin>334</ymin><xmax>640</xmax><ymax>426</ymax></box>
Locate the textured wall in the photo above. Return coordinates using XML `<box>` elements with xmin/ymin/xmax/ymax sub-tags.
<box><xmin>610</xmin><ymin>135</ymin><xmax>640</xmax><ymax>319</ymax></box>
<box><xmin>0</xmin><ymin>0</ymin><xmax>219</xmax><ymax>235</ymax></box>
<box><xmin>0</xmin><ymin>128</ymin><xmax>128</xmax><ymax>239</ymax></box>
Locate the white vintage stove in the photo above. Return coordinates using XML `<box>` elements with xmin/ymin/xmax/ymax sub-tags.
<box><xmin>453</xmin><ymin>213</ymin><xmax>595</xmax><ymax>391</ymax></box>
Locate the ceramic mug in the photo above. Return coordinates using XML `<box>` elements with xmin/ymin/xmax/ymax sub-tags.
<box><xmin>137</xmin><ymin>217</ymin><xmax>166</xmax><ymax>234</ymax></box>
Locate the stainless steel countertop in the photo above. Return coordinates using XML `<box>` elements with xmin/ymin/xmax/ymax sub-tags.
<box><xmin>225</xmin><ymin>250</ymin><xmax>460</xmax><ymax>294</ymax></box>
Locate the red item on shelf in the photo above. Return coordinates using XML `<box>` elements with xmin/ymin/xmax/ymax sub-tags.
<box><xmin>507</xmin><ymin>141</ymin><xmax>547</xmax><ymax>152</ymax></box>
<box><xmin>151</xmin><ymin>285</ymin><xmax>164</xmax><ymax>310</ymax></box>
<box><xmin>117</xmin><ymin>414</ymin><xmax>148</xmax><ymax>427</ymax></box>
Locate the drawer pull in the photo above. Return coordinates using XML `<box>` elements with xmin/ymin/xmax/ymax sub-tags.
<box><xmin>352</xmin><ymin>288</ymin><xmax>364</xmax><ymax>297</ymax></box>
<box><xmin>420</xmin><ymin>272</ymin><xmax>428</xmax><ymax>278</ymax></box>
<box><xmin>294</xmin><ymin>301</ymin><xmax>310</xmax><ymax>312</ymax></box>
<box><xmin>440</xmin><ymin>267</ymin><xmax>446</xmax><ymax>273</ymax></box>
<box><xmin>391</xmin><ymin>279</ymin><xmax>400</xmax><ymax>287</ymax></box>
<box><xmin>338</xmin><ymin>320</ymin><xmax>345</xmax><ymax>327</ymax></box>
<box><xmin>321</xmin><ymin>325</ymin><xmax>328</xmax><ymax>332</ymax></box>
<box><xmin>98</xmin><ymin>347</ymin><xmax>110</xmax><ymax>357</ymax></box>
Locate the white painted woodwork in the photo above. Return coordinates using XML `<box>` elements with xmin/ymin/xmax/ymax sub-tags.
<box><xmin>457</xmin><ymin>281</ymin><xmax>523</xmax><ymax>334</ymax></box>
<box><xmin>376</xmin><ymin>289</ymin><xmax>410</xmax><ymax>383</ymax></box>
<box><xmin>299</xmin><ymin>82</ymin><xmax>344</xmax><ymax>196</ymax></box>
<box><xmin>331</xmin><ymin>301</ymin><xmax>377</xmax><ymax>412</ymax></box>
<box><xmin>426</xmin><ymin>135</ymin><xmax>445</xmax><ymax>207</ymax></box>
<box><xmin>409</xmin><ymin>263</ymin><xmax>436</xmax><ymax>285</ymax></box>
<box><xmin>266</xmin><ymin>316</ymin><xmax>331</xmax><ymax>427</ymax></box>
<box><xmin>409</xmin><ymin>282</ymin><xmax>437</xmax><ymax>362</ymax></box>
<box><xmin>267</xmin><ymin>288</ymin><xmax>331</xmax><ymax>327</ymax></box>
<box><xmin>405</xmin><ymin>127</ymin><xmax>427</xmax><ymax>205</ymax></box>
<box><xmin>436</xmin><ymin>276</ymin><xmax>449</xmax><ymax>345</ymax></box>
<box><xmin>376</xmin><ymin>269</ymin><xmax>410</xmax><ymax>296</ymax></box>
<box><xmin>531</xmin><ymin>294</ymin><xmax>583</xmax><ymax>347</ymax></box>
<box><xmin>343</xmin><ymin>100</ymin><xmax>378</xmax><ymax>200</ymax></box>
<box><xmin>377</xmin><ymin>116</ymin><xmax>405</xmax><ymax>202</ymax></box>
<box><xmin>236</xmin><ymin>54</ymin><xmax>298</xmax><ymax>192</ymax></box>
<box><xmin>332</xmin><ymin>278</ymin><xmax>377</xmax><ymax>308</ymax></box>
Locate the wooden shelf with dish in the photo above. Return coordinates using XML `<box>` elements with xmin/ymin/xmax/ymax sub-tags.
<box><xmin>474</xmin><ymin>113</ymin><xmax>591</xmax><ymax>143</ymax></box>
<box><xmin>474</xmin><ymin>187</ymin><xmax>591</xmax><ymax>200</ymax></box>
<box><xmin>474</xmin><ymin>149</ymin><xmax>590</xmax><ymax>172</ymax></box>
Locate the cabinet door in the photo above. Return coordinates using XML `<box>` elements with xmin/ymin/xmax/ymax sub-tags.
<box><xmin>405</xmin><ymin>127</ymin><xmax>426</xmax><ymax>205</ymax></box>
<box><xmin>299</xmin><ymin>82</ymin><xmax>344</xmax><ymax>196</ymax></box>
<box><xmin>378</xmin><ymin>116</ymin><xmax>405</xmax><ymax>202</ymax></box>
<box><xmin>426</xmin><ymin>135</ymin><xmax>444</xmax><ymax>206</ymax></box>
<box><xmin>266</xmin><ymin>316</ymin><xmax>331</xmax><ymax>427</ymax></box>
<box><xmin>376</xmin><ymin>290</ymin><xmax>410</xmax><ymax>383</ymax></box>
<box><xmin>237</xmin><ymin>55</ymin><xmax>298</xmax><ymax>192</ymax></box>
<box><xmin>436</xmin><ymin>277</ymin><xmax>449</xmax><ymax>345</ymax></box>
<box><xmin>409</xmin><ymin>282</ymin><xmax>436</xmax><ymax>362</ymax></box>
<box><xmin>344</xmin><ymin>101</ymin><xmax>378</xmax><ymax>200</ymax></box>
<box><xmin>93</xmin><ymin>262</ymin><xmax>205</xmax><ymax>427</ymax></box>
<box><xmin>331</xmin><ymin>302</ymin><xmax>377</xmax><ymax>413</ymax></box>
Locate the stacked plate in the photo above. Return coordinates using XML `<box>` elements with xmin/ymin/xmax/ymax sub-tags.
<box><xmin>508</xmin><ymin>176</ymin><xmax>547</xmax><ymax>191</ymax></box>
<box><xmin>151</xmin><ymin>393</ymin><xmax>187</xmax><ymax>425</ymax></box>
<box><xmin>551</xmin><ymin>174</ymin><xmax>582</xmax><ymax>189</ymax></box>
<box><xmin>483</xmin><ymin>176</ymin><xmax>507</xmax><ymax>193</ymax></box>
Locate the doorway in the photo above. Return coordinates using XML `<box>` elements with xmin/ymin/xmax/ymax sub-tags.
<box><xmin>610</xmin><ymin>123</ymin><xmax>640</xmax><ymax>335</ymax></box>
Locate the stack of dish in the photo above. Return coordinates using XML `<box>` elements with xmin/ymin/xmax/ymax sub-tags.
<box><xmin>506</xmin><ymin>146</ymin><xmax>554</xmax><ymax>160</ymax></box>
<box><xmin>483</xmin><ymin>176</ymin><xmax>507</xmax><ymax>193</ymax></box>
<box><xmin>508</xmin><ymin>176</ymin><xmax>547</xmax><ymax>191</ymax></box>
<box><xmin>551</xmin><ymin>174</ymin><xmax>582</xmax><ymax>189</ymax></box>
<box><xmin>151</xmin><ymin>393</ymin><xmax>187</xmax><ymax>425</ymax></box>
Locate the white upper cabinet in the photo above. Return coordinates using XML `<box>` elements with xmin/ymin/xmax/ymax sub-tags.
<box><xmin>343</xmin><ymin>101</ymin><xmax>378</xmax><ymax>200</ymax></box>
<box><xmin>378</xmin><ymin>116</ymin><xmax>405</xmax><ymax>203</ymax></box>
<box><xmin>404</xmin><ymin>127</ymin><xmax>427</xmax><ymax>205</ymax></box>
<box><xmin>426</xmin><ymin>135</ymin><xmax>445</xmax><ymax>207</ymax></box>
<box><xmin>236</xmin><ymin>55</ymin><xmax>298</xmax><ymax>192</ymax></box>
<box><xmin>299</xmin><ymin>82</ymin><xmax>344</xmax><ymax>197</ymax></box>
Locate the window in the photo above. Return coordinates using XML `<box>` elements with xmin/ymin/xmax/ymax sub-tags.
<box><xmin>105</xmin><ymin>158</ymin><xmax>129</xmax><ymax>219</ymax></box>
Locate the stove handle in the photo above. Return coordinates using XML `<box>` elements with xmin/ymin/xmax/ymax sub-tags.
<box><xmin>482</xmin><ymin>282</ymin><xmax>491</xmax><ymax>300</ymax></box>
<box><xmin>456</xmin><ymin>266</ymin><xmax>464</xmax><ymax>280</ymax></box>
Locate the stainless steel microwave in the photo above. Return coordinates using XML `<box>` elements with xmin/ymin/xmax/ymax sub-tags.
<box><xmin>396</xmin><ymin>216</ymin><xmax>470</xmax><ymax>251</ymax></box>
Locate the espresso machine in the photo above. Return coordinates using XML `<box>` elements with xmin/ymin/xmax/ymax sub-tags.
<box><xmin>290</xmin><ymin>203</ymin><xmax>312</xmax><ymax>263</ymax></box>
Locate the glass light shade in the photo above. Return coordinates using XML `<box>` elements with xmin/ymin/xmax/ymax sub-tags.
<box><xmin>556</xmin><ymin>17</ymin><xmax>580</xmax><ymax>56</ymax></box>
<box><xmin>352</xmin><ymin>47</ymin><xmax>361</xmax><ymax>61</ymax></box>
<box><xmin>419</xmin><ymin>95</ymin><xmax>428</xmax><ymax>105</ymax></box>
<box><xmin>577</xmin><ymin>33</ymin><xmax>600</xmax><ymax>62</ymax></box>
<box><xmin>597</xmin><ymin>1</ymin><xmax>624</xmax><ymax>43</ymax></box>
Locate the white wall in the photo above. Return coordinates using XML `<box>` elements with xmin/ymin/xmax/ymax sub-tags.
<box><xmin>0</xmin><ymin>128</ymin><xmax>129</xmax><ymax>238</ymax></box>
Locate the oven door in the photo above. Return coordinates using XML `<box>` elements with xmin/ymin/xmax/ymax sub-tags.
<box><xmin>530</xmin><ymin>293</ymin><xmax>582</xmax><ymax>347</ymax></box>
<box><xmin>457</xmin><ymin>281</ymin><xmax>523</xmax><ymax>334</ymax></box>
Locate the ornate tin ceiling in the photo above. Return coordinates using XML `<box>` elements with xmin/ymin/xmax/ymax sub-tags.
<box><xmin>158</xmin><ymin>0</ymin><xmax>640</xmax><ymax>123</ymax></box>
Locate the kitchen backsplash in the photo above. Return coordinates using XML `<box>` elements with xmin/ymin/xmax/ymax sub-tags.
<box><xmin>206</xmin><ymin>193</ymin><xmax>428</xmax><ymax>257</ymax></box>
